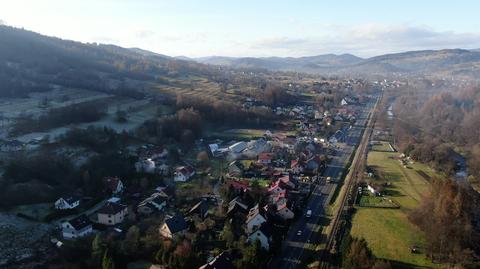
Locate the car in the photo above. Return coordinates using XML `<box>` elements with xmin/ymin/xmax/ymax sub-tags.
<box><xmin>306</xmin><ymin>209</ymin><xmax>312</xmax><ymax>218</ymax></box>
<box><xmin>297</xmin><ymin>230</ymin><xmax>302</xmax><ymax>236</ymax></box>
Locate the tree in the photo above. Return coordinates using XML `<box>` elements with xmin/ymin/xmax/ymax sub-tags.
<box><xmin>221</xmin><ymin>221</ymin><xmax>235</xmax><ymax>248</ymax></box>
<box><xmin>90</xmin><ymin>234</ymin><xmax>104</xmax><ymax>267</ymax></box>
<box><xmin>372</xmin><ymin>260</ymin><xmax>392</xmax><ymax>269</ymax></box>
<box><xmin>102</xmin><ymin>248</ymin><xmax>115</xmax><ymax>269</ymax></box>
<box><xmin>237</xmin><ymin>240</ymin><xmax>266</xmax><ymax>269</ymax></box>
<box><xmin>115</xmin><ymin>110</ymin><xmax>127</xmax><ymax>123</ymax></box>
<box><xmin>121</xmin><ymin>225</ymin><xmax>140</xmax><ymax>256</ymax></box>
<box><xmin>409</xmin><ymin>179</ymin><xmax>479</xmax><ymax>265</ymax></box>
<box><xmin>197</xmin><ymin>151</ymin><xmax>210</xmax><ymax>167</ymax></box>
<box><xmin>343</xmin><ymin>238</ymin><xmax>374</xmax><ymax>269</ymax></box>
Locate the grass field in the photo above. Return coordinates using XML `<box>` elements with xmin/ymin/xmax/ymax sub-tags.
<box><xmin>371</xmin><ymin>141</ymin><xmax>395</xmax><ymax>152</ymax></box>
<box><xmin>351</xmin><ymin>151</ymin><xmax>443</xmax><ymax>269</ymax></box>
<box><xmin>358</xmin><ymin>194</ymin><xmax>399</xmax><ymax>208</ymax></box>
<box><xmin>9</xmin><ymin>203</ymin><xmax>54</xmax><ymax>221</ymax></box>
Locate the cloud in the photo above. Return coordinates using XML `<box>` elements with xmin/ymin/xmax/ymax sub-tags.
<box><xmin>134</xmin><ymin>29</ymin><xmax>155</xmax><ymax>39</ymax></box>
<box><xmin>90</xmin><ymin>35</ymin><xmax>119</xmax><ymax>44</ymax></box>
<box><xmin>249</xmin><ymin>24</ymin><xmax>480</xmax><ymax>57</ymax></box>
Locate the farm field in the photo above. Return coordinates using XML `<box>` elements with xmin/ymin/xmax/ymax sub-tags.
<box><xmin>351</xmin><ymin>151</ymin><xmax>444</xmax><ymax>269</ymax></box>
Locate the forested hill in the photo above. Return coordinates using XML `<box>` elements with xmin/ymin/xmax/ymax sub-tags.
<box><xmin>0</xmin><ymin>25</ymin><xmax>215</xmax><ymax>98</ymax></box>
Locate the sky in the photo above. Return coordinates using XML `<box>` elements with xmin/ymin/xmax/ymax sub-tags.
<box><xmin>1</xmin><ymin>0</ymin><xmax>480</xmax><ymax>58</ymax></box>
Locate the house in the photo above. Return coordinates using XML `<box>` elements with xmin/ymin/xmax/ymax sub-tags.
<box><xmin>341</xmin><ymin>98</ymin><xmax>349</xmax><ymax>106</ymax></box>
<box><xmin>0</xmin><ymin>140</ymin><xmax>24</xmax><ymax>152</ymax></box>
<box><xmin>159</xmin><ymin>214</ymin><xmax>189</xmax><ymax>239</ymax></box>
<box><xmin>138</xmin><ymin>194</ymin><xmax>167</xmax><ymax>215</ymax></box>
<box><xmin>305</xmin><ymin>155</ymin><xmax>322</xmax><ymax>172</ymax></box>
<box><xmin>228</xmin><ymin>141</ymin><xmax>247</xmax><ymax>153</ymax></box>
<box><xmin>174</xmin><ymin>166</ymin><xmax>195</xmax><ymax>182</ymax></box>
<box><xmin>97</xmin><ymin>202</ymin><xmax>128</xmax><ymax>226</ymax></box>
<box><xmin>227</xmin><ymin>196</ymin><xmax>249</xmax><ymax>217</ymax></box>
<box><xmin>329</xmin><ymin>130</ymin><xmax>344</xmax><ymax>144</ymax></box>
<box><xmin>248</xmin><ymin>222</ymin><xmax>273</xmax><ymax>250</ymax></box>
<box><xmin>103</xmin><ymin>177</ymin><xmax>124</xmax><ymax>194</ymax></box>
<box><xmin>135</xmin><ymin>158</ymin><xmax>156</xmax><ymax>173</ymax></box>
<box><xmin>268</xmin><ymin>181</ymin><xmax>284</xmax><ymax>195</ymax></box>
<box><xmin>246</xmin><ymin>204</ymin><xmax>267</xmax><ymax>232</ymax></box>
<box><xmin>157</xmin><ymin>163</ymin><xmax>170</xmax><ymax>175</ymax></box>
<box><xmin>334</xmin><ymin>115</ymin><xmax>344</xmax><ymax>122</ymax></box>
<box><xmin>228</xmin><ymin>161</ymin><xmax>244</xmax><ymax>177</ymax></box>
<box><xmin>258</xmin><ymin>152</ymin><xmax>274</xmax><ymax>165</ymax></box>
<box><xmin>55</xmin><ymin>196</ymin><xmax>80</xmax><ymax>210</ymax></box>
<box><xmin>290</xmin><ymin>160</ymin><xmax>304</xmax><ymax>174</ymax></box>
<box><xmin>61</xmin><ymin>214</ymin><xmax>93</xmax><ymax>239</ymax></box>
<box><xmin>155</xmin><ymin>185</ymin><xmax>175</xmax><ymax>200</ymax></box>
<box><xmin>199</xmin><ymin>252</ymin><xmax>234</xmax><ymax>269</ymax></box>
<box><xmin>278</xmin><ymin>175</ymin><xmax>296</xmax><ymax>189</ymax></box>
<box><xmin>367</xmin><ymin>183</ymin><xmax>381</xmax><ymax>196</ymax></box>
<box><xmin>276</xmin><ymin>203</ymin><xmax>295</xmax><ymax>220</ymax></box>
<box><xmin>188</xmin><ymin>200</ymin><xmax>211</xmax><ymax>220</ymax></box>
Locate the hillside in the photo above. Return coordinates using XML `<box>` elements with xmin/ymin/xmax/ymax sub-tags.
<box><xmin>196</xmin><ymin>49</ymin><xmax>480</xmax><ymax>79</ymax></box>
<box><xmin>0</xmin><ymin>25</ymin><xmax>215</xmax><ymax>98</ymax></box>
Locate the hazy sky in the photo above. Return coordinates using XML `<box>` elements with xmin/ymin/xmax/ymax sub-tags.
<box><xmin>1</xmin><ymin>0</ymin><xmax>480</xmax><ymax>58</ymax></box>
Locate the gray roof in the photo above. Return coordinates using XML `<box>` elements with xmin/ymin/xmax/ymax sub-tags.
<box><xmin>67</xmin><ymin>214</ymin><xmax>91</xmax><ymax>230</ymax></box>
<box><xmin>164</xmin><ymin>214</ymin><xmax>188</xmax><ymax>234</ymax></box>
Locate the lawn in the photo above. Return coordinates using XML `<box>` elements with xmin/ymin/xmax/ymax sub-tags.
<box><xmin>358</xmin><ymin>194</ymin><xmax>399</xmax><ymax>208</ymax></box>
<box><xmin>371</xmin><ymin>141</ymin><xmax>395</xmax><ymax>152</ymax></box>
<box><xmin>249</xmin><ymin>179</ymin><xmax>271</xmax><ymax>187</ymax></box>
<box><xmin>350</xmin><ymin>151</ymin><xmax>444</xmax><ymax>269</ymax></box>
<box><xmin>9</xmin><ymin>203</ymin><xmax>54</xmax><ymax>221</ymax></box>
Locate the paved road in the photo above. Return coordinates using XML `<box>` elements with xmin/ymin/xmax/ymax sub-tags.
<box><xmin>270</xmin><ymin>102</ymin><xmax>375</xmax><ymax>269</ymax></box>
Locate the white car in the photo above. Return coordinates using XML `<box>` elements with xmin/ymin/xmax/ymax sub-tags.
<box><xmin>306</xmin><ymin>210</ymin><xmax>312</xmax><ymax>218</ymax></box>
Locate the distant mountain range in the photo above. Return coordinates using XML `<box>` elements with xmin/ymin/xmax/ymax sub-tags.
<box><xmin>193</xmin><ymin>49</ymin><xmax>480</xmax><ymax>79</ymax></box>
<box><xmin>1</xmin><ymin>24</ymin><xmax>480</xmax><ymax>87</ymax></box>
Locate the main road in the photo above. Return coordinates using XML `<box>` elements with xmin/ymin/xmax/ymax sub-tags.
<box><xmin>270</xmin><ymin>100</ymin><xmax>376</xmax><ymax>269</ymax></box>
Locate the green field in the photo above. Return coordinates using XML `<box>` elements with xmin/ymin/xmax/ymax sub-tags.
<box><xmin>371</xmin><ymin>141</ymin><xmax>395</xmax><ymax>152</ymax></box>
<box><xmin>358</xmin><ymin>194</ymin><xmax>399</xmax><ymax>208</ymax></box>
<box><xmin>351</xmin><ymin>151</ymin><xmax>443</xmax><ymax>269</ymax></box>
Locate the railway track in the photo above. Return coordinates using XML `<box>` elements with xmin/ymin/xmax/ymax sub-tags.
<box><xmin>319</xmin><ymin>95</ymin><xmax>381</xmax><ymax>269</ymax></box>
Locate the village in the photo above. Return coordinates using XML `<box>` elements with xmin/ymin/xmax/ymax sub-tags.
<box><xmin>0</xmin><ymin>75</ymin><xmax>378</xmax><ymax>268</ymax></box>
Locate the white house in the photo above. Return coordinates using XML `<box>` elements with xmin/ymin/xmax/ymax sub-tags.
<box><xmin>97</xmin><ymin>202</ymin><xmax>128</xmax><ymax>226</ymax></box>
<box><xmin>174</xmin><ymin>166</ymin><xmax>195</xmax><ymax>182</ymax></box>
<box><xmin>341</xmin><ymin>98</ymin><xmax>349</xmax><ymax>106</ymax></box>
<box><xmin>246</xmin><ymin>204</ymin><xmax>267</xmax><ymax>233</ymax></box>
<box><xmin>248</xmin><ymin>223</ymin><xmax>272</xmax><ymax>250</ymax></box>
<box><xmin>61</xmin><ymin>214</ymin><xmax>92</xmax><ymax>239</ymax></box>
<box><xmin>55</xmin><ymin>196</ymin><xmax>80</xmax><ymax>210</ymax></box>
